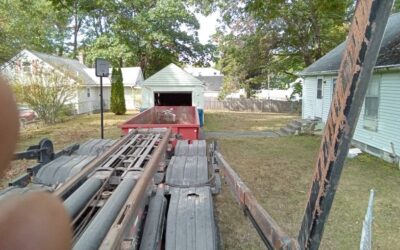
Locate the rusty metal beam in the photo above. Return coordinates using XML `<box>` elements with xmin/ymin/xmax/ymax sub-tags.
<box><xmin>215</xmin><ymin>151</ymin><xmax>298</xmax><ymax>250</ymax></box>
<box><xmin>99</xmin><ymin>129</ymin><xmax>172</xmax><ymax>250</ymax></box>
<box><xmin>298</xmin><ymin>1</ymin><xmax>394</xmax><ymax>249</ymax></box>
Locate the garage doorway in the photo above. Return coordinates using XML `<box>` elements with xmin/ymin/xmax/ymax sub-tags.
<box><xmin>154</xmin><ymin>92</ymin><xmax>192</xmax><ymax>106</ymax></box>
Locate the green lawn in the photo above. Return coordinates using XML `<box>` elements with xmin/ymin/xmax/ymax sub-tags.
<box><xmin>204</xmin><ymin>110</ymin><xmax>299</xmax><ymax>132</ymax></box>
<box><xmin>216</xmin><ymin>136</ymin><xmax>400</xmax><ymax>249</ymax></box>
<box><xmin>17</xmin><ymin>111</ymin><xmax>137</xmax><ymax>151</ymax></box>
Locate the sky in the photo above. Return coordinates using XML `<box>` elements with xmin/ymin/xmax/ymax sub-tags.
<box><xmin>196</xmin><ymin>12</ymin><xmax>220</xmax><ymax>44</ymax></box>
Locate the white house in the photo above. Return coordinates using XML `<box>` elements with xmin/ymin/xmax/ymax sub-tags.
<box><xmin>1</xmin><ymin>49</ymin><xmax>144</xmax><ymax>114</ymax></box>
<box><xmin>141</xmin><ymin>63</ymin><xmax>205</xmax><ymax>111</ymax></box>
<box><xmin>84</xmin><ymin>67</ymin><xmax>143</xmax><ymax>110</ymax></box>
<box><xmin>184</xmin><ymin>67</ymin><xmax>223</xmax><ymax>99</ymax></box>
<box><xmin>301</xmin><ymin>13</ymin><xmax>400</xmax><ymax>162</ymax></box>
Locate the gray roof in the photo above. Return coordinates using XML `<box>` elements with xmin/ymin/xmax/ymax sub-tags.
<box><xmin>196</xmin><ymin>76</ymin><xmax>223</xmax><ymax>91</ymax></box>
<box><xmin>84</xmin><ymin>67</ymin><xmax>143</xmax><ymax>87</ymax></box>
<box><xmin>29</xmin><ymin>50</ymin><xmax>96</xmax><ymax>85</ymax></box>
<box><xmin>302</xmin><ymin>12</ymin><xmax>400</xmax><ymax>75</ymax></box>
<box><xmin>142</xmin><ymin>63</ymin><xmax>205</xmax><ymax>87</ymax></box>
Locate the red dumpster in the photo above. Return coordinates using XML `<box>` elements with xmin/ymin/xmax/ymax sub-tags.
<box><xmin>120</xmin><ymin>106</ymin><xmax>200</xmax><ymax>140</ymax></box>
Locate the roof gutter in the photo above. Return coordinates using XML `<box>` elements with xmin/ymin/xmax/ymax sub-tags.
<box><xmin>301</xmin><ymin>64</ymin><xmax>400</xmax><ymax>77</ymax></box>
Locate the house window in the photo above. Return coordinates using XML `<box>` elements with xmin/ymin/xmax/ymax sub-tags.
<box><xmin>87</xmin><ymin>88</ymin><xmax>91</xmax><ymax>98</ymax></box>
<box><xmin>317</xmin><ymin>79</ymin><xmax>323</xmax><ymax>99</ymax></box>
<box><xmin>332</xmin><ymin>78</ymin><xmax>337</xmax><ymax>97</ymax></box>
<box><xmin>22</xmin><ymin>61</ymin><xmax>31</xmax><ymax>74</ymax></box>
<box><xmin>364</xmin><ymin>78</ymin><xmax>380</xmax><ymax>131</ymax></box>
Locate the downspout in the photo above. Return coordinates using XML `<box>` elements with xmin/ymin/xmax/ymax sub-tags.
<box><xmin>390</xmin><ymin>142</ymin><xmax>400</xmax><ymax>168</ymax></box>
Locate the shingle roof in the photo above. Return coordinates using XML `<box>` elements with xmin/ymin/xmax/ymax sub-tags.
<box><xmin>142</xmin><ymin>63</ymin><xmax>205</xmax><ymax>87</ymax></box>
<box><xmin>29</xmin><ymin>50</ymin><xmax>96</xmax><ymax>85</ymax></box>
<box><xmin>84</xmin><ymin>67</ymin><xmax>143</xmax><ymax>87</ymax></box>
<box><xmin>196</xmin><ymin>76</ymin><xmax>223</xmax><ymax>91</ymax></box>
<box><xmin>302</xmin><ymin>12</ymin><xmax>400</xmax><ymax>75</ymax></box>
<box><xmin>184</xmin><ymin>67</ymin><xmax>222</xmax><ymax>77</ymax></box>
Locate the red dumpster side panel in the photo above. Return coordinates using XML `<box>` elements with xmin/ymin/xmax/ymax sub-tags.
<box><xmin>119</xmin><ymin>106</ymin><xmax>200</xmax><ymax>140</ymax></box>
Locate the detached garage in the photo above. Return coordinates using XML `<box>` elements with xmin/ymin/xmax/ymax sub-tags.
<box><xmin>141</xmin><ymin>63</ymin><xmax>205</xmax><ymax>113</ymax></box>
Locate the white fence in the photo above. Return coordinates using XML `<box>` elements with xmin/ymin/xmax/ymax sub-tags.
<box><xmin>204</xmin><ymin>98</ymin><xmax>301</xmax><ymax>113</ymax></box>
<box><xmin>360</xmin><ymin>189</ymin><xmax>375</xmax><ymax>250</ymax></box>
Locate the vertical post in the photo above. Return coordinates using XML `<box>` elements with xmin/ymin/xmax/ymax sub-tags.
<box><xmin>297</xmin><ymin>1</ymin><xmax>394</xmax><ymax>249</ymax></box>
<box><xmin>100</xmin><ymin>76</ymin><xmax>104</xmax><ymax>139</ymax></box>
<box><xmin>95</xmin><ymin>58</ymin><xmax>109</xmax><ymax>140</ymax></box>
<box><xmin>360</xmin><ymin>189</ymin><xmax>375</xmax><ymax>250</ymax></box>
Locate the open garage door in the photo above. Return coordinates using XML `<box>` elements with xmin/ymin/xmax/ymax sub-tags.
<box><xmin>154</xmin><ymin>92</ymin><xmax>192</xmax><ymax>106</ymax></box>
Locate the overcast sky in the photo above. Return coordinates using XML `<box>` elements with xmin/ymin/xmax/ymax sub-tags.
<box><xmin>196</xmin><ymin>12</ymin><xmax>220</xmax><ymax>44</ymax></box>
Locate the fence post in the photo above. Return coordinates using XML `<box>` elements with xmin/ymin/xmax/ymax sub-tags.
<box><xmin>360</xmin><ymin>189</ymin><xmax>375</xmax><ymax>250</ymax></box>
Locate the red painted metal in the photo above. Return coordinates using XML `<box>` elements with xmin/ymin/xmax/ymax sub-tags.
<box><xmin>120</xmin><ymin>106</ymin><xmax>200</xmax><ymax>140</ymax></box>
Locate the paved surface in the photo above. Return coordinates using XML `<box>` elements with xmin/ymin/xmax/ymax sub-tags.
<box><xmin>205</xmin><ymin>131</ymin><xmax>280</xmax><ymax>139</ymax></box>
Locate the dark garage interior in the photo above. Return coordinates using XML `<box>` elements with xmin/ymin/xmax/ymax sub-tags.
<box><xmin>154</xmin><ymin>92</ymin><xmax>192</xmax><ymax>106</ymax></box>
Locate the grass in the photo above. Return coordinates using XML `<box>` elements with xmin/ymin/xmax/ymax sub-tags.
<box><xmin>215</xmin><ymin>136</ymin><xmax>400</xmax><ymax>249</ymax></box>
<box><xmin>204</xmin><ymin>110</ymin><xmax>299</xmax><ymax>132</ymax></box>
<box><xmin>1</xmin><ymin>111</ymin><xmax>137</xmax><ymax>188</ymax></box>
<box><xmin>17</xmin><ymin>111</ymin><xmax>137</xmax><ymax>151</ymax></box>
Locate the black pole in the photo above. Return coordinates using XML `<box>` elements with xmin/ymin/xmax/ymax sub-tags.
<box><xmin>100</xmin><ymin>76</ymin><xmax>104</xmax><ymax>139</ymax></box>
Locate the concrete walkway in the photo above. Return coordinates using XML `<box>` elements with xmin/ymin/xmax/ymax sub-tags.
<box><xmin>204</xmin><ymin>131</ymin><xmax>280</xmax><ymax>139</ymax></box>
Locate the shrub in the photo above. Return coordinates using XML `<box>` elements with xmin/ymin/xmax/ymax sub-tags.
<box><xmin>110</xmin><ymin>67</ymin><xmax>126</xmax><ymax>115</ymax></box>
<box><xmin>12</xmin><ymin>66</ymin><xmax>76</xmax><ymax>124</ymax></box>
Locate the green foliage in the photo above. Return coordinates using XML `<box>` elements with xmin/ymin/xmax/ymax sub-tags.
<box><xmin>393</xmin><ymin>0</ymin><xmax>400</xmax><ymax>13</ymax></box>
<box><xmin>0</xmin><ymin>0</ymin><xmax>69</xmax><ymax>63</ymax></box>
<box><xmin>11</xmin><ymin>66</ymin><xmax>76</xmax><ymax>124</ymax></box>
<box><xmin>110</xmin><ymin>67</ymin><xmax>126</xmax><ymax>115</ymax></box>
<box><xmin>1</xmin><ymin>0</ymin><xmax>215</xmax><ymax>75</ymax></box>
<box><xmin>209</xmin><ymin>0</ymin><xmax>352</xmax><ymax>98</ymax></box>
<box><xmin>290</xmin><ymin>81</ymin><xmax>303</xmax><ymax>100</ymax></box>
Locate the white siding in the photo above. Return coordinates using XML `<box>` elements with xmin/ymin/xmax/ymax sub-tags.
<box><xmin>124</xmin><ymin>87</ymin><xmax>135</xmax><ymax>110</ymax></box>
<box><xmin>322</xmin><ymin>76</ymin><xmax>336</xmax><ymax>122</ymax></box>
<box><xmin>353</xmin><ymin>72</ymin><xmax>400</xmax><ymax>155</ymax></box>
<box><xmin>304</xmin><ymin>71</ymin><xmax>400</xmax><ymax>158</ymax></box>
<box><xmin>302</xmin><ymin>77</ymin><xmax>317</xmax><ymax>119</ymax></box>
<box><xmin>141</xmin><ymin>85</ymin><xmax>204</xmax><ymax>110</ymax></box>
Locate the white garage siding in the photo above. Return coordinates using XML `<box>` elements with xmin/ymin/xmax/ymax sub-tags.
<box><xmin>140</xmin><ymin>64</ymin><xmax>205</xmax><ymax>110</ymax></box>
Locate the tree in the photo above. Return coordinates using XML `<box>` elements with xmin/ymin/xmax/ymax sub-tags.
<box><xmin>110</xmin><ymin>67</ymin><xmax>126</xmax><ymax>115</ymax></box>
<box><xmin>0</xmin><ymin>0</ymin><xmax>69</xmax><ymax>63</ymax></box>
<box><xmin>205</xmin><ymin>0</ymin><xmax>353</xmax><ymax>98</ymax></box>
<box><xmin>12</xmin><ymin>66</ymin><xmax>76</xmax><ymax>124</ymax></box>
<box><xmin>393</xmin><ymin>1</ymin><xmax>400</xmax><ymax>13</ymax></box>
<box><xmin>95</xmin><ymin>0</ymin><xmax>215</xmax><ymax>77</ymax></box>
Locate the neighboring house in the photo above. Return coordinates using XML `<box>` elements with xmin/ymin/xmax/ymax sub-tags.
<box><xmin>84</xmin><ymin>67</ymin><xmax>144</xmax><ymax>110</ymax></box>
<box><xmin>254</xmin><ymin>79</ymin><xmax>302</xmax><ymax>101</ymax></box>
<box><xmin>301</xmin><ymin>13</ymin><xmax>400</xmax><ymax>162</ymax></box>
<box><xmin>141</xmin><ymin>63</ymin><xmax>205</xmax><ymax>112</ymax></box>
<box><xmin>184</xmin><ymin>67</ymin><xmax>224</xmax><ymax>99</ymax></box>
<box><xmin>1</xmin><ymin>49</ymin><xmax>143</xmax><ymax>114</ymax></box>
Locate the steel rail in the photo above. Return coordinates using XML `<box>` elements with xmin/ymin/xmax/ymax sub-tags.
<box><xmin>64</xmin><ymin>134</ymin><xmax>142</xmax><ymax>219</ymax></box>
<box><xmin>99</xmin><ymin>128</ymin><xmax>172</xmax><ymax>250</ymax></box>
<box><xmin>54</xmin><ymin>131</ymin><xmax>138</xmax><ymax>199</ymax></box>
<box><xmin>297</xmin><ymin>1</ymin><xmax>394</xmax><ymax>249</ymax></box>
